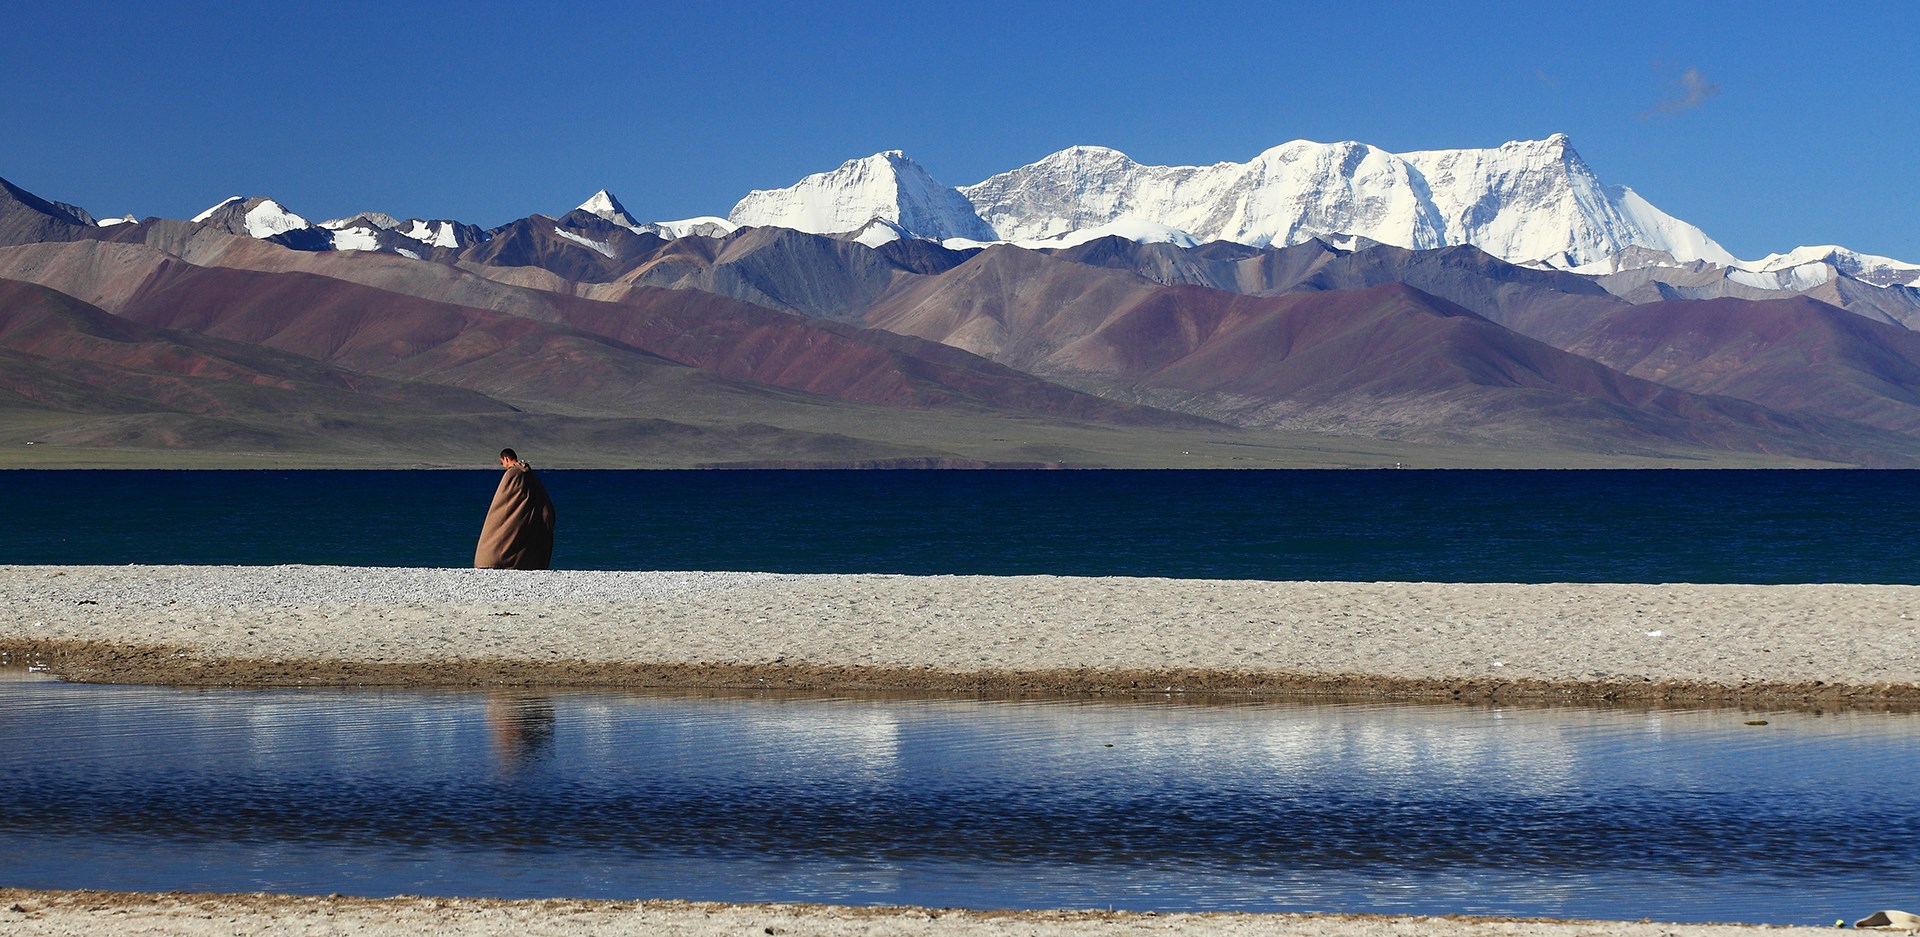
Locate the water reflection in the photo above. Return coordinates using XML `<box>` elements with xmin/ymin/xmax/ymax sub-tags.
<box><xmin>2</xmin><ymin>676</ymin><xmax>1917</xmax><ymax>926</ymax></box>
<box><xmin>485</xmin><ymin>694</ymin><xmax>555</xmax><ymax>770</ymax></box>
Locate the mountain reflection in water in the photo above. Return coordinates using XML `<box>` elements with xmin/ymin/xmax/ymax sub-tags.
<box><xmin>3</xmin><ymin>673</ymin><xmax>1917</xmax><ymax>925</ymax></box>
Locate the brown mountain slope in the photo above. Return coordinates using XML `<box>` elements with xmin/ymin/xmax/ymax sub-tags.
<box><xmin>865</xmin><ymin>245</ymin><xmax>1166</xmax><ymax>369</ymax></box>
<box><xmin>1553</xmin><ymin>295</ymin><xmax>1920</xmax><ymax>434</ymax></box>
<box><xmin>2</xmin><ymin>171</ymin><xmax>1914</xmax><ymax>466</ymax></box>
<box><xmin>870</xmin><ymin>249</ymin><xmax>1920</xmax><ymax>461</ymax></box>
<box><xmin>108</xmin><ymin>257</ymin><xmax>1211</xmax><ymax>429</ymax></box>
<box><xmin>0</xmin><ymin>277</ymin><xmax>512</xmax><ymax>417</ymax></box>
<box><xmin>1048</xmin><ymin>236</ymin><xmax>1630</xmax><ymax>342</ymax></box>
<box><xmin>0</xmin><ymin>275</ymin><xmax>1171</xmax><ymax>467</ymax></box>
<box><xmin>1057</xmin><ymin>282</ymin><xmax>1844</xmax><ymax>448</ymax></box>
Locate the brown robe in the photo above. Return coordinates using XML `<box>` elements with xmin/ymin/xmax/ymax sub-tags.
<box><xmin>474</xmin><ymin>461</ymin><xmax>557</xmax><ymax>569</ymax></box>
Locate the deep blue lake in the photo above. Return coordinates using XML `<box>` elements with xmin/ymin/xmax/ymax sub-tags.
<box><xmin>5</xmin><ymin>670</ymin><xmax>1917</xmax><ymax>924</ymax></box>
<box><xmin>1</xmin><ymin>468</ymin><xmax>1913</xmax><ymax>582</ymax></box>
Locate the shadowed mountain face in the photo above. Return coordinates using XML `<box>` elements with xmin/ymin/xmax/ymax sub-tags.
<box><xmin>600</xmin><ymin>226</ymin><xmax>976</xmax><ymax>322</ymax></box>
<box><xmin>452</xmin><ymin>216</ymin><xmax>978</xmax><ymax>323</ymax></box>
<box><xmin>461</xmin><ymin>214</ymin><xmax>670</xmax><ymax>282</ymax></box>
<box><xmin>0</xmin><ymin>178</ymin><xmax>96</xmax><ymax>247</ymax></box>
<box><xmin>5</xmin><ymin>173</ymin><xmax>1920</xmax><ymax>466</ymax></box>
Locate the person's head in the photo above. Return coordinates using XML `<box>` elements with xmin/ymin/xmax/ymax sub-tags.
<box><xmin>499</xmin><ymin>447</ymin><xmax>518</xmax><ymax>467</ymax></box>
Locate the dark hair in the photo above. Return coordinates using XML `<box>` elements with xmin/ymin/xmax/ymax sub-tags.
<box><xmin>499</xmin><ymin>448</ymin><xmax>518</xmax><ymax>461</ymax></box>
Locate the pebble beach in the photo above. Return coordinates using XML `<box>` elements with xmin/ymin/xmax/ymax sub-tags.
<box><xmin>4</xmin><ymin>565</ymin><xmax>1918</xmax><ymax>706</ymax></box>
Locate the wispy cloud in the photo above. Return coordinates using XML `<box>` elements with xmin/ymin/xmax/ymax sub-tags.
<box><xmin>1643</xmin><ymin>66</ymin><xmax>1722</xmax><ymax>119</ymax></box>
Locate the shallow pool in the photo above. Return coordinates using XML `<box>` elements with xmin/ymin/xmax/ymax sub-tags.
<box><xmin>3</xmin><ymin>668</ymin><xmax>1915</xmax><ymax>924</ymax></box>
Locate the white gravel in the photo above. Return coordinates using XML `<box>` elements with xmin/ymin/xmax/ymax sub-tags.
<box><xmin>5</xmin><ymin>565</ymin><xmax>1920</xmax><ymax>691</ymax></box>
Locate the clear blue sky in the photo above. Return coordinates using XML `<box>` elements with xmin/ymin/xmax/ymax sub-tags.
<box><xmin>4</xmin><ymin>0</ymin><xmax>1915</xmax><ymax>261</ymax></box>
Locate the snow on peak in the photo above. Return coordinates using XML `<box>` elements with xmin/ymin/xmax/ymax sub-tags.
<box><xmin>1507</xmin><ymin>132</ymin><xmax>1570</xmax><ymax>151</ymax></box>
<box><xmin>1747</xmin><ymin>244</ymin><xmax>1920</xmax><ymax>285</ymax></box>
<box><xmin>960</xmin><ymin>135</ymin><xmax>1741</xmax><ymax>269</ymax></box>
<box><xmin>319</xmin><ymin>212</ymin><xmax>400</xmax><ymax>230</ymax></box>
<box><xmin>240</xmin><ymin>199</ymin><xmax>310</xmax><ymax>239</ymax></box>
<box><xmin>577</xmin><ymin>189</ymin><xmax>641</xmax><ymax>228</ymax></box>
<box><xmin>191</xmin><ymin>196</ymin><xmax>313</xmax><ymax>240</ymax></box>
<box><xmin>1728</xmin><ymin>263</ymin><xmax>1836</xmax><ymax>292</ymax></box>
<box><xmin>728</xmin><ymin>151</ymin><xmax>996</xmax><ymax>242</ymax></box>
<box><xmin>639</xmin><ymin>216</ymin><xmax>739</xmax><ymax>240</ymax></box>
<box><xmin>1036</xmin><ymin>144</ymin><xmax>1135</xmax><ymax>165</ymax></box>
<box><xmin>850</xmin><ymin>217</ymin><xmax>907</xmax><ymax>248</ymax></box>
<box><xmin>401</xmin><ymin>219</ymin><xmax>464</xmax><ymax>249</ymax></box>
<box><xmin>191</xmin><ymin>197</ymin><xmax>244</xmax><ymax>223</ymax></box>
<box><xmin>968</xmin><ymin>138</ymin><xmax>1444</xmax><ymax>251</ymax></box>
<box><xmin>1012</xmin><ymin>217</ymin><xmax>1200</xmax><ymax>250</ymax></box>
<box><xmin>328</xmin><ymin>226</ymin><xmax>384</xmax><ymax>252</ymax></box>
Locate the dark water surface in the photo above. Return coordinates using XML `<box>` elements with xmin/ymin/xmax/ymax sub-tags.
<box><xmin>3</xmin><ymin>670</ymin><xmax>1916</xmax><ymax>924</ymax></box>
<box><xmin>3</xmin><ymin>469</ymin><xmax>1916</xmax><ymax>581</ymax></box>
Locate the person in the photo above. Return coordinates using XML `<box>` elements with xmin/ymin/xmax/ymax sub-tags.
<box><xmin>474</xmin><ymin>448</ymin><xmax>557</xmax><ymax>569</ymax></box>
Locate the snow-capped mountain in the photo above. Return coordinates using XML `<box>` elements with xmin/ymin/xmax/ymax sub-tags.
<box><xmin>960</xmin><ymin>135</ymin><xmax>1740</xmax><ymax>270</ymax></box>
<box><xmin>576</xmin><ymin>189</ymin><xmax>642</xmax><ymax>228</ymax></box>
<box><xmin>319</xmin><ymin>213</ymin><xmax>481</xmax><ymax>254</ymax></box>
<box><xmin>190</xmin><ymin>198</ymin><xmax>483</xmax><ymax>255</ymax></box>
<box><xmin>569</xmin><ymin>189</ymin><xmax>736</xmax><ymax>240</ymax></box>
<box><xmin>131</xmin><ymin>138</ymin><xmax>1919</xmax><ymax>295</ymax></box>
<box><xmin>193</xmin><ymin>196</ymin><xmax>311</xmax><ymax>239</ymax></box>
<box><xmin>1401</xmin><ymin>135</ymin><xmax>1740</xmax><ymax>268</ymax></box>
<box><xmin>1003</xmin><ymin>217</ymin><xmax>1202</xmax><ymax>251</ymax></box>
<box><xmin>319</xmin><ymin>212</ymin><xmax>402</xmax><ymax>230</ymax></box>
<box><xmin>1746</xmin><ymin>245</ymin><xmax>1920</xmax><ymax>287</ymax></box>
<box><xmin>639</xmin><ymin>216</ymin><xmax>737</xmax><ymax>239</ymax></box>
<box><xmin>728</xmin><ymin>151</ymin><xmax>996</xmax><ymax>242</ymax></box>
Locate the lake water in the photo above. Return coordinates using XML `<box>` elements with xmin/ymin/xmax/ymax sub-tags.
<box><xmin>9</xmin><ymin>468</ymin><xmax>1917</xmax><ymax>921</ymax></box>
<box><xmin>3</xmin><ymin>668</ymin><xmax>1917</xmax><ymax>925</ymax></box>
<box><xmin>3</xmin><ymin>468</ymin><xmax>1916</xmax><ymax>581</ymax></box>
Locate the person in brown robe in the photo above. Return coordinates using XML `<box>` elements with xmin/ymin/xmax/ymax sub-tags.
<box><xmin>474</xmin><ymin>448</ymin><xmax>557</xmax><ymax>569</ymax></box>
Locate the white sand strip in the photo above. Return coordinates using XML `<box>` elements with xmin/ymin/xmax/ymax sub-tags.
<box><xmin>3</xmin><ymin>565</ymin><xmax>1918</xmax><ymax>699</ymax></box>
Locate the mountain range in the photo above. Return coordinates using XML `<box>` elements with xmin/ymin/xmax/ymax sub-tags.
<box><xmin>6</xmin><ymin>135</ymin><xmax>1920</xmax><ymax>468</ymax></box>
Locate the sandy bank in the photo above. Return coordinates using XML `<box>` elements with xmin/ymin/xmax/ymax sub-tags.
<box><xmin>3</xmin><ymin>565</ymin><xmax>1917</xmax><ymax>707</ymax></box>
<box><xmin>0</xmin><ymin>889</ymin><xmax>1863</xmax><ymax>937</ymax></box>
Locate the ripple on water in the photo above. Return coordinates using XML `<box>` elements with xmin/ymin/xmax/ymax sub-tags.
<box><xmin>2</xmin><ymin>675</ymin><xmax>1916</xmax><ymax>925</ymax></box>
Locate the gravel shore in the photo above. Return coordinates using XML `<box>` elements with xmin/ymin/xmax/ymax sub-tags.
<box><xmin>4</xmin><ymin>564</ymin><xmax>1918</xmax><ymax>705</ymax></box>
